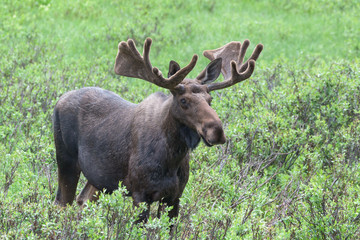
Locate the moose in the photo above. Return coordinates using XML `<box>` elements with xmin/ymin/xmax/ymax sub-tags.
<box><xmin>53</xmin><ymin>37</ymin><xmax>263</xmax><ymax>223</ymax></box>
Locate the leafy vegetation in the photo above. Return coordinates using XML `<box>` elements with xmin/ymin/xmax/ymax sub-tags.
<box><xmin>1</xmin><ymin>0</ymin><xmax>359</xmax><ymax>238</ymax></box>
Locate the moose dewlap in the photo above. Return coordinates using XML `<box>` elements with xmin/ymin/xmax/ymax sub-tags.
<box><xmin>53</xmin><ymin>38</ymin><xmax>263</xmax><ymax>223</ymax></box>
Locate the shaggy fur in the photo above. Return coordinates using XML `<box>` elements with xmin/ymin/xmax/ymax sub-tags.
<box><xmin>53</xmin><ymin>38</ymin><xmax>262</xmax><ymax>223</ymax></box>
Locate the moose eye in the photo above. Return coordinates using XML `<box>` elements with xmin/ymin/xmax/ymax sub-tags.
<box><xmin>179</xmin><ymin>98</ymin><xmax>189</xmax><ymax>109</ymax></box>
<box><xmin>180</xmin><ymin>98</ymin><xmax>187</xmax><ymax>105</ymax></box>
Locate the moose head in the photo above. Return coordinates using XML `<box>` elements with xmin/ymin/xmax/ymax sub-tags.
<box><xmin>53</xmin><ymin>37</ymin><xmax>263</xmax><ymax>225</ymax></box>
<box><xmin>114</xmin><ymin>38</ymin><xmax>263</xmax><ymax>148</ymax></box>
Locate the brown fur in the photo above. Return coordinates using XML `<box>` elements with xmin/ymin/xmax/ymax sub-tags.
<box><xmin>53</xmin><ymin>38</ymin><xmax>262</xmax><ymax>224</ymax></box>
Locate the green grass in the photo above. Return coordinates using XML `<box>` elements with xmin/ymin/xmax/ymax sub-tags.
<box><xmin>1</xmin><ymin>0</ymin><xmax>360</xmax><ymax>238</ymax></box>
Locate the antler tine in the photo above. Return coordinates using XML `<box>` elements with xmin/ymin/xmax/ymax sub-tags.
<box><xmin>114</xmin><ymin>38</ymin><xmax>198</xmax><ymax>89</ymax></box>
<box><xmin>142</xmin><ymin>38</ymin><xmax>153</xmax><ymax>70</ymax></box>
<box><xmin>237</xmin><ymin>39</ymin><xmax>250</xmax><ymax>66</ymax></box>
<box><xmin>238</xmin><ymin>41</ymin><xmax>263</xmax><ymax>72</ymax></box>
<box><xmin>203</xmin><ymin>40</ymin><xmax>263</xmax><ymax>92</ymax></box>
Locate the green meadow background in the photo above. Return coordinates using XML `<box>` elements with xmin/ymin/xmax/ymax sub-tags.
<box><xmin>1</xmin><ymin>0</ymin><xmax>360</xmax><ymax>238</ymax></box>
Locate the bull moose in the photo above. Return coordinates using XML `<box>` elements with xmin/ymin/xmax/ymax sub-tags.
<box><xmin>53</xmin><ymin>37</ymin><xmax>263</xmax><ymax>223</ymax></box>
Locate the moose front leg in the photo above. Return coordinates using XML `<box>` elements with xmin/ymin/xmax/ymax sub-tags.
<box><xmin>132</xmin><ymin>192</ymin><xmax>151</xmax><ymax>224</ymax></box>
<box><xmin>157</xmin><ymin>198</ymin><xmax>180</xmax><ymax>232</ymax></box>
<box><xmin>158</xmin><ymin>198</ymin><xmax>180</xmax><ymax>219</ymax></box>
<box><xmin>134</xmin><ymin>203</ymin><xmax>151</xmax><ymax>224</ymax></box>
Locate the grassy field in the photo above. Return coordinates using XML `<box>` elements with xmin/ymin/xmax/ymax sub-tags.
<box><xmin>1</xmin><ymin>0</ymin><xmax>360</xmax><ymax>239</ymax></box>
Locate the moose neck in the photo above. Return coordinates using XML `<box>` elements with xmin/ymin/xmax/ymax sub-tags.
<box><xmin>161</xmin><ymin>97</ymin><xmax>201</xmax><ymax>152</ymax></box>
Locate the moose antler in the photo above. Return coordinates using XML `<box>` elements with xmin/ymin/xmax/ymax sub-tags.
<box><xmin>203</xmin><ymin>40</ymin><xmax>263</xmax><ymax>91</ymax></box>
<box><xmin>114</xmin><ymin>38</ymin><xmax>198</xmax><ymax>89</ymax></box>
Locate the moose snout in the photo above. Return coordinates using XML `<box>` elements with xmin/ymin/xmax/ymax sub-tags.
<box><xmin>202</xmin><ymin>121</ymin><xmax>226</xmax><ymax>146</ymax></box>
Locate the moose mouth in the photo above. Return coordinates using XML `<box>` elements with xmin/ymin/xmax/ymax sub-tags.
<box><xmin>200</xmin><ymin>135</ymin><xmax>213</xmax><ymax>147</ymax></box>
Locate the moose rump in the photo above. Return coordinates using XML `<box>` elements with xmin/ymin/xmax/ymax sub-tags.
<box><xmin>53</xmin><ymin>88</ymin><xmax>133</xmax><ymax>199</ymax></box>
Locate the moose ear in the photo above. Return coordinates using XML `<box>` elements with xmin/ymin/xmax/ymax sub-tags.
<box><xmin>168</xmin><ymin>60</ymin><xmax>181</xmax><ymax>78</ymax></box>
<box><xmin>196</xmin><ymin>58</ymin><xmax>222</xmax><ymax>85</ymax></box>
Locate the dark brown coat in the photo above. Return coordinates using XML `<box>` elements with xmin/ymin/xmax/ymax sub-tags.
<box><xmin>53</xmin><ymin>38</ymin><xmax>263</xmax><ymax>222</ymax></box>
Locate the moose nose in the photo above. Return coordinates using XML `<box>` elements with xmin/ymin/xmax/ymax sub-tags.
<box><xmin>203</xmin><ymin>121</ymin><xmax>226</xmax><ymax>145</ymax></box>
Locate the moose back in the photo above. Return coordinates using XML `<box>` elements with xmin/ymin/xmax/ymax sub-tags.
<box><xmin>53</xmin><ymin>38</ymin><xmax>263</xmax><ymax>222</ymax></box>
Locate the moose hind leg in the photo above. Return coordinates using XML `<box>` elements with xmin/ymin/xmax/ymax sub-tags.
<box><xmin>157</xmin><ymin>200</ymin><xmax>166</xmax><ymax>218</ymax></box>
<box><xmin>76</xmin><ymin>181</ymin><xmax>100</xmax><ymax>207</ymax></box>
<box><xmin>54</xmin><ymin>146</ymin><xmax>80</xmax><ymax>206</ymax></box>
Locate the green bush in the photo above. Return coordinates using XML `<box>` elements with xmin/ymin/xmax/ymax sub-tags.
<box><xmin>1</xmin><ymin>0</ymin><xmax>359</xmax><ymax>238</ymax></box>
